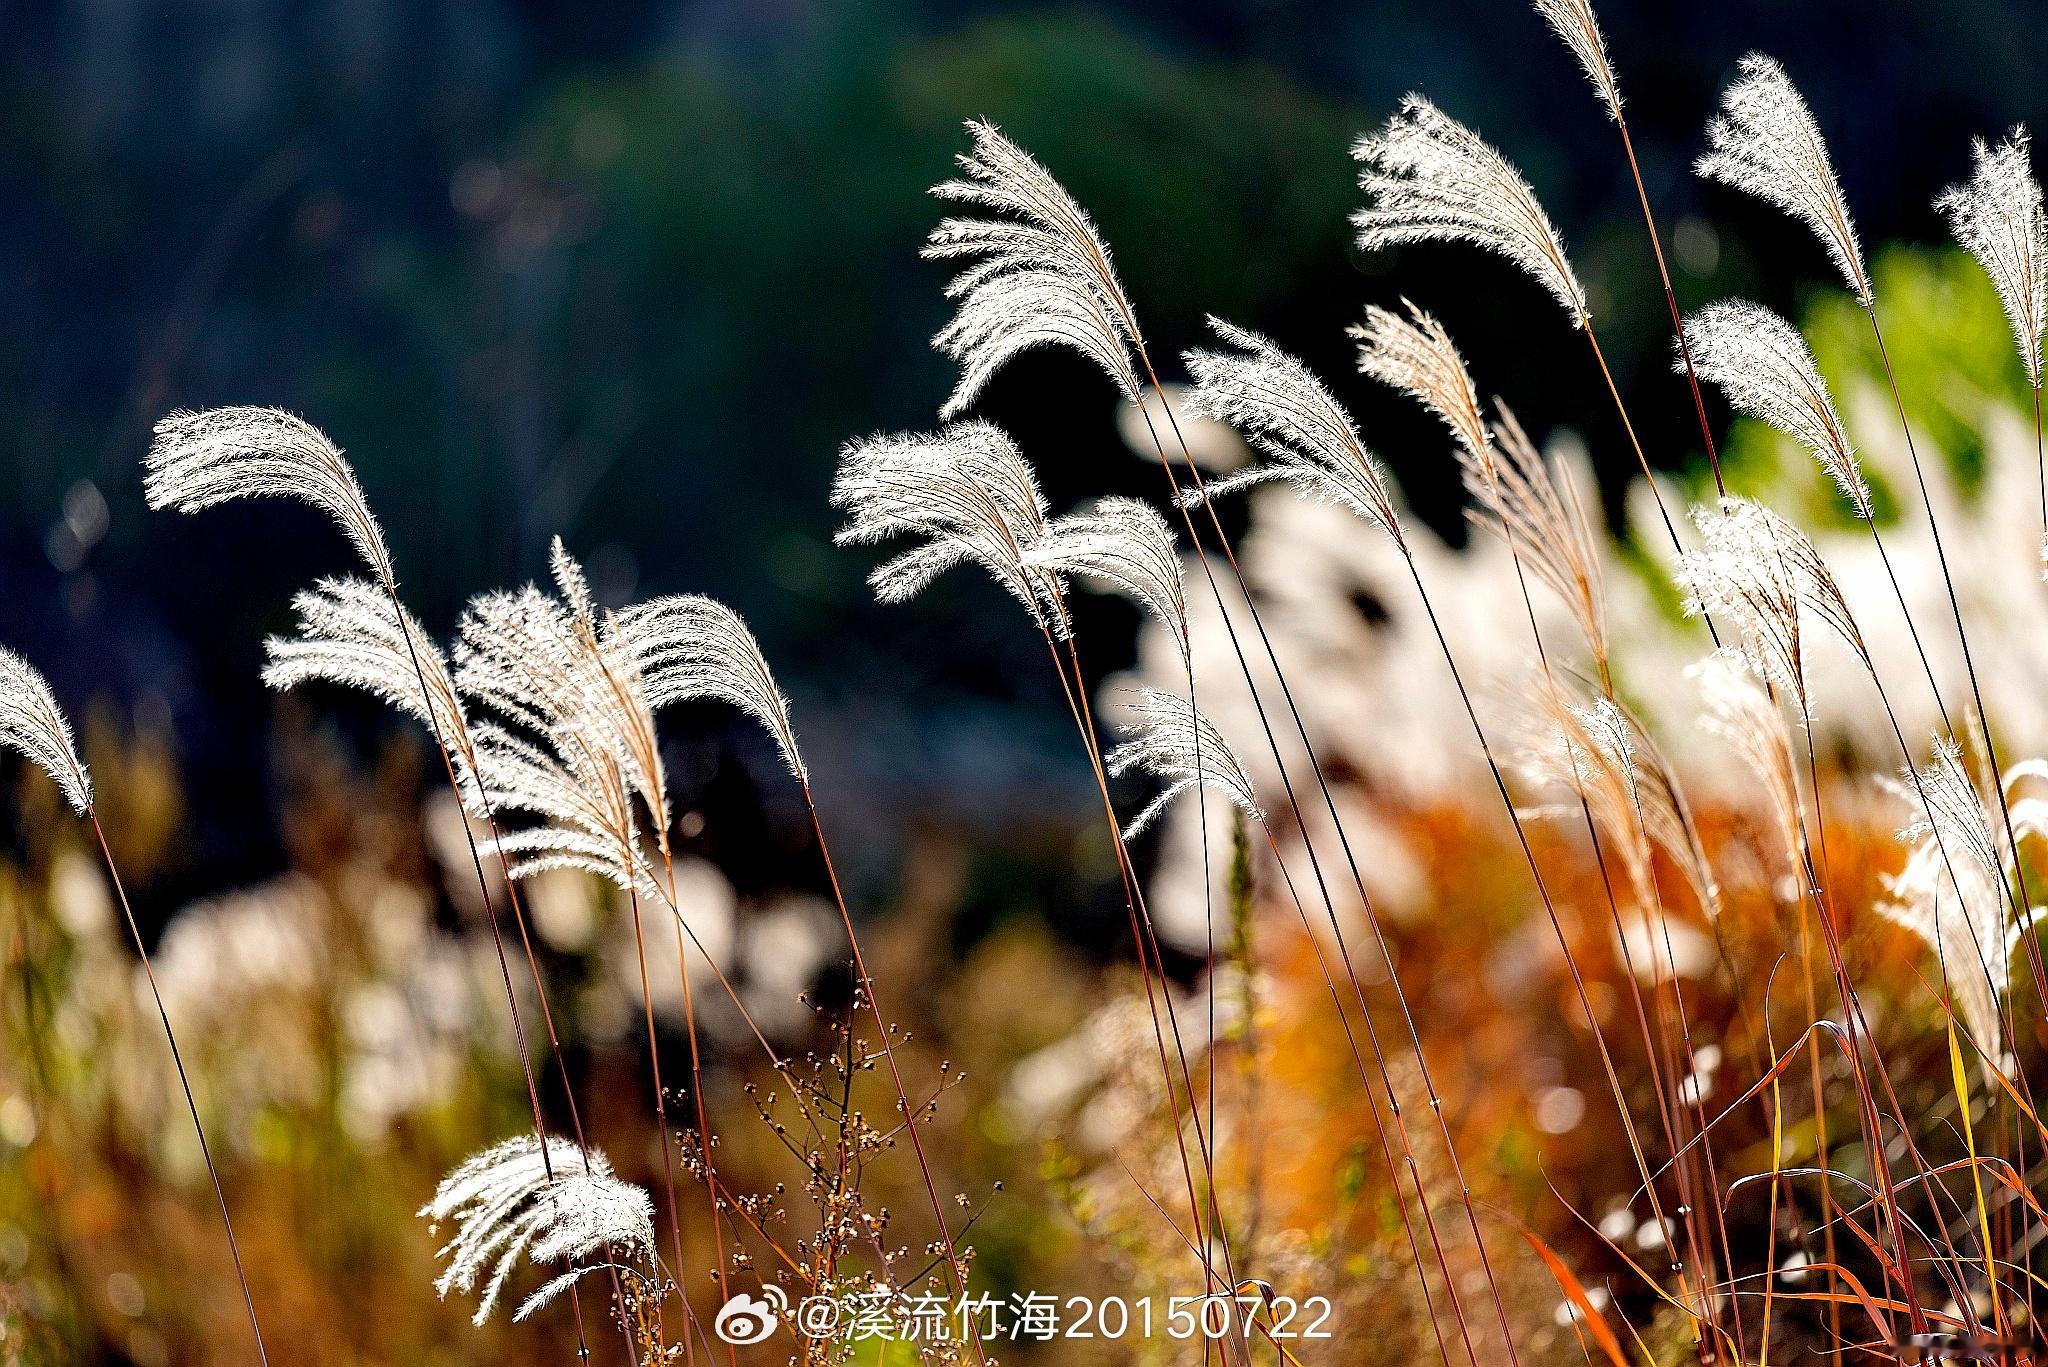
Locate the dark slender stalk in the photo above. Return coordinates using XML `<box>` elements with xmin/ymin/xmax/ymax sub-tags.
<box><xmin>799</xmin><ymin>789</ymin><xmax>990</xmax><ymax>1366</ymax></box>
<box><xmin>89</xmin><ymin>813</ymin><xmax>270</xmax><ymax>1367</ymax></box>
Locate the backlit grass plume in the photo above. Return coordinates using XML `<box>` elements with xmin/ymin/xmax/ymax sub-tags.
<box><xmin>1353</xmin><ymin>95</ymin><xmax>1589</xmax><ymax>326</ymax></box>
<box><xmin>1678</xmin><ymin>497</ymin><xmax>1866</xmax><ymax>709</ymax></box>
<box><xmin>1104</xmin><ymin>689</ymin><xmax>1261</xmax><ymax>837</ymax></box>
<box><xmin>1532</xmin><ymin>0</ymin><xmax>1621</xmax><ymax>119</ymax></box>
<box><xmin>925</xmin><ymin>119</ymin><xmax>1142</xmax><ymax>416</ymax></box>
<box><xmin>1683</xmin><ymin>300</ymin><xmax>1872</xmax><ymax>519</ymax></box>
<box><xmin>831</xmin><ymin>421</ymin><xmax>1066</xmax><ymax>634</ymax></box>
<box><xmin>456</xmin><ymin>573</ymin><xmax>657</xmax><ymax>893</ymax></box>
<box><xmin>263</xmin><ymin>577</ymin><xmax>475</xmax><ymax>798</ymax></box>
<box><xmin>1180</xmin><ymin>317</ymin><xmax>1404</xmax><ymax>547</ymax></box>
<box><xmin>1352</xmin><ymin>300</ymin><xmax>1491</xmax><ymax>467</ymax></box>
<box><xmin>1694</xmin><ymin>651</ymin><xmax>1805</xmax><ymax>873</ymax></box>
<box><xmin>144</xmin><ymin>407</ymin><xmax>394</xmax><ymax>584</ymax></box>
<box><xmin>1479</xmin><ymin>404</ymin><xmax>1609</xmax><ymax>676</ymax></box>
<box><xmin>1880</xmin><ymin>741</ymin><xmax>2043</xmax><ymax>1077</ymax></box>
<box><xmin>611</xmin><ymin>594</ymin><xmax>807</xmax><ymax>782</ymax></box>
<box><xmin>1697</xmin><ymin>54</ymin><xmax>1869</xmax><ymax>304</ymax></box>
<box><xmin>1937</xmin><ymin>128</ymin><xmax>2047</xmax><ymax>390</ymax></box>
<box><xmin>421</xmin><ymin>1135</ymin><xmax>656</xmax><ymax>1326</ymax></box>
<box><xmin>1027</xmin><ymin>497</ymin><xmax>1189</xmax><ymax>665</ymax></box>
<box><xmin>0</xmin><ymin>648</ymin><xmax>91</xmax><ymax>815</ymax></box>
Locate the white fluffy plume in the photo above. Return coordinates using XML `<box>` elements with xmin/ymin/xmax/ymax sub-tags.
<box><xmin>1696</xmin><ymin>54</ymin><xmax>1868</xmax><ymax>303</ymax></box>
<box><xmin>455</xmin><ymin>547</ymin><xmax>669</xmax><ymax>890</ymax></box>
<box><xmin>1104</xmin><ymin>688</ymin><xmax>1261</xmax><ymax>838</ymax></box>
<box><xmin>1693</xmin><ymin>652</ymin><xmax>1804</xmax><ymax>874</ymax></box>
<box><xmin>1353</xmin><ymin>301</ymin><xmax>1492</xmax><ymax>468</ymax></box>
<box><xmin>1683</xmin><ymin>300</ymin><xmax>1871</xmax><ymax>519</ymax></box>
<box><xmin>263</xmin><ymin>577</ymin><xmax>475</xmax><ymax>796</ymax></box>
<box><xmin>0</xmin><ymin>648</ymin><xmax>91</xmax><ymax>815</ymax></box>
<box><xmin>144</xmin><ymin>407</ymin><xmax>395</xmax><ymax>584</ymax></box>
<box><xmin>610</xmin><ymin>594</ymin><xmax>808</xmax><ymax>783</ymax></box>
<box><xmin>1879</xmin><ymin>742</ymin><xmax>2046</xmax><ymax>1076</ymax></box>
<box><xmin>832</xmin><ymin>422</ymin><xmax>1065</xmax><ymax>634</ymax></box>
<box><xmin>1937</xmin><ymin>127</ymin><xmax>2048</xmax><ymax>389</ymax></box>
<box><xmin>1353</xmin><ymin>95</ymin><xmax>1589</xmax><ymax>326</ymax></box>
<box><xmin>1180</xmin><ymin>317</ymin><xmax>1404</xmax><ymax>547</ymax></box>
<box><xmin>925</xmin><ymin>120</ymin><xmax>1142</xmax><ymax>417</ymax></box>
<box><xmin>1678</xmin><ymin>497</ymin><xmax>1868</xmax><ymax>712</ymax></box>
<box><xmin>1479</xmin><ymin>405</ymin><xmax>1608</xmax><ymax>673</ymax></box>
<box><xmin>1533</xmin><ymin>0</ymin><xmax>1622</xmax><ymax>118</ymax></box>
<box><xmin>421</xmin><ymin>1134</ymin><xmax>655</xmax><ymax>1326</ymax></box>
<box><xmin>1027</xmin><ymin>497</ymin><xmax>1189</xmax><ymax>666</ymax></box>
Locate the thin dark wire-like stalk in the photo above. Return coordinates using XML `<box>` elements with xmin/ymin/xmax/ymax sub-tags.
<box><xmin>1596</xmin><ymin>106</ymin><xmax>1726</xmax><ymax>496</ymax></box>
<box><xmin>1865</xmin><ymin>308</ymin><xmax>2048</xmax><ymax>1024</ymax></box>
<box><xmin>1037</xmin><ymin>625</ymin><xmax>1236</xmax><ymax>1300</ymax></box>
<box><xmin>1398</xmin><ymin>556</ymin><xmax>1729</xmax><ymax>1360</ymax></box>
<box><xmin>88</xmin><ymin>813</ymin><xmax>270</xmax><ymax>1367</ymax></box>
<box><xmin>381</xmin><ymin>598</ymin><xmax>609</xmax><ymax>1362</ymax></box>
<box><xmin>798</xmin><ymin>788</ymin><xmax>990</xmax><ymax>1365</ymax></box>
<box><xmin>1133</xmin><ymin>380</ymin><xmax>1524</xmax><ymax>1364</ymax></box>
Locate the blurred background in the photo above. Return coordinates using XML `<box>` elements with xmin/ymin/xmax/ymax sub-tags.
<box><xmin>9</xmin><ymin>1</ymin><xmax>2048</xmax><ymax>1362</ymax></box>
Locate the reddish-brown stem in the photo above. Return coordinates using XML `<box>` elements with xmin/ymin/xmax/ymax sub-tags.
<box><xmin>89</xmin><ymin>812</ymin><xmax>270</xmax><ymax>1367</ymax></box>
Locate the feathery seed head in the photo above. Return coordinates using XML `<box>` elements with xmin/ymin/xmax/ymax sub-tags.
<box><xmin>1697</xmin><ymin>54</ymin><xmax>1868</xmax><ymax>302</ymax></box>
<box><xmin>1104</xmin><ymin>688</ymin><xmax>1261</xmax><ymax>838</ymax></box>
<box><xmin>1937</xmin><ymin>127</ymin><xmax>2047</xmax><ymax>387</ymax></box>
<box><xmin>926</xmin><ymin>120</ymin><xmax>1142</xmax><ymax>417</ymax></box>
<box><xmin>1026</xmin><ymin>498</ymin><xmax>1189</xmax><ymax>666</ymax></box>
<box><xmin>1880</xmin><ymin>738</ymin><xmax>2026</xmax><ymax>1073</ymax></box>
<box><xmin>264</xmin><ymin>577</ymin><xmax>475</xmax><ymax>797</ymax></box>
<box><xmin>455</xmin><ymin>567</ymin><xmax>664</xmax><ymax>892</ymax></box>
<box><xmin>1353</xmin><ymin>96</ymin><xmax>1589</xmax><ymax>325</ymax></box>
<box><xmin>611</xmin><ymin>594</ymin><xmax>808</xmax><ymax>783</ymax></box>
<box><xmin>144</xmin><ymin>407</ymin><xmax>394</xmax><ymax>583</ymax></box>
<box><xmin>1352</xmin><ymin>302</ymin><xmax>1491</xmax><ymax>469</ymax></box>
<box><xmin>1480</xmin><ymin>404</ymin><xmax>1608</xmax><ymax>672</ymax></box>
<box><xmin>421</xmin><ymin>1134</ymin><xmax>655</xmax><ymax>1326</ymax></box>
<box><xmin>0</xmin><ymin>649</ymin><xmax>91</xmax><ymax>815</ymax></box>
<box><xmin>1181</xmin><ymin>317</ymin><xmax>1405</xmax><ymax>547</ymax></box>
<box><xmin>1693</xmin><ymin>652</ymin><xmax>1803</xmax><ymax>876</ymax></box>
<box><xmin>1683</xmin><ymin>300</ymin><xmax>1870</xmax><ymax>518</ymax></box>
<box><xmin>832</xmin><ymin>421</ymin><xmax>1066</xmax><ymax>634</ymax></box>
<box><xmin>1678</xmin><ymin>497</ymin><xmax>1866</xmax><ymax>710</ymax></box>
<box><xmin>1533</xmin><ymin>0</ymin><xmax>1622</xmax><ymax>119</ymax></box>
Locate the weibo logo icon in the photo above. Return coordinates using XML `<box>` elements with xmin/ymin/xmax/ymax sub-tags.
<box><xmin>714</xmin><ymin>1286</ymin><xmax>789</xmax><ymax>1345</ymax></box>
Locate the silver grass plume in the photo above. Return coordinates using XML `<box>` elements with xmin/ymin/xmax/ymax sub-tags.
<box><xmin>1693</xmin><ymin>652</ymin><xmax>1804</xmax><ymax>876</ymax></box>
<box><xmin>1683</xmin><ymin>300</ymin><xmax>1871</xmax><ymax>519</ymax></box>
<box><xmin>1696</xmin><ymin>54</ymin><xmax>1868</xmax><ymax>303</ymax></box>
<box><xmin>1533</xmin><ymin>0</ymin><xmax>1622</xmax><ymax>119</ymax></box>
<box><xmin>1104</xmin><ymin>688</ymin><xmax>1261</xmax><ymax>838</ymax></box>
<box><xmin>545</xmin><ymin>539</ymin><xmax>670</xmax><ymax>844</ymax></box>
<box><xmin>1026</xmin><ymin>497</ymin><xmax>1189</xmax><ymax>666</ymax></box>
<box><xmin>0</xmin><ymin>648</ymin><xmax>91</xmax><ymax>815</ymax></box>
<box><xmin>1179</xmin><ymin>317</ymin><xmax>1404</xmax><ymax>548</ymax></box>
<box><xmin>1480</xmin><ymin>404</ymin><xmax>1608</xmax><ymax>673</ymax></box>
<box><xmin>1879</xmin><ymin>739</ymin><xmax>2039</xmax><ymax>1075</ymax></box>
<box><xmin>1518</xmin><ymin>685</ymin><xmax>1717</xmax><ymax>916</ymax></box>
<box><xmin>1936</xmin><ymin>128</ymin><xmax>2047</xmax><ymax>389</ymax></box>
<box><xmin>1352</xmin><ymin>302</ymin><xmax>1491</xmax><ymax>471</ymax></box>
<box><xmin>832</xmin><ymin>422</ymin><xmax>1066</xmax><ymax>634</ymax></box>
<box><xmin>455</xmin><ymin>571</ymin><xmax>658</xmax><ymax>892</ymax></box>
<box><xmin>1353</xmin><ymin>96</ymin><xmax>1590</xmax><ymax>326</ymax></box>
<box><xmin>421</xmin><ymin>1134</ymin><xmax>655</xmax><ymax>1326</ymax></box>
<box><xmin>1678</xmin><ymin>497</ymin><xmax>1867</xmax><ymax>713</ymax></box>
<box><xmin>610</xmin><ymin>594</ymin><xmax>808</xmax><ymax>783</ymax></box>
<box><xmin>262</xmin><ymin>577</ymin><xmax>476</xmax><ymax>800</ymax></box>
<box><xmin>925</xmin><ymin>119</ymin><xmax>1142</xmax><ymax>417</ymax></box>
<box><xmin>144</xmin><ymin>407</ymin><xmax>394</xmax><ymax>584</ymax></box>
